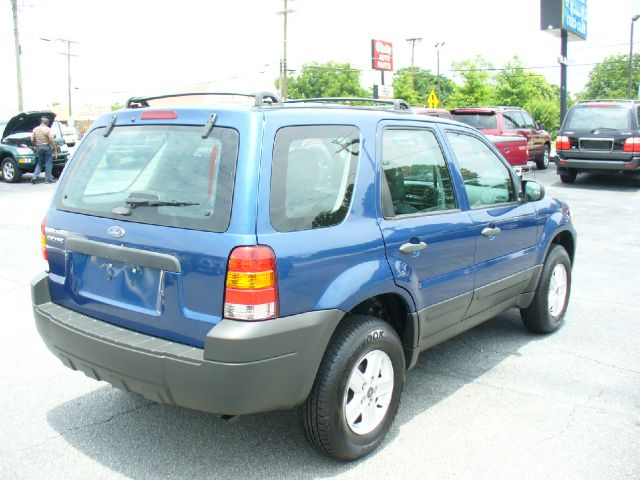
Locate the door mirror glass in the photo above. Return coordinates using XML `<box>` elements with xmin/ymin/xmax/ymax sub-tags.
<box><xmin>522</xmin><ymin>180</ymin><xmax>545</xmax><ymax>202</ymax></box>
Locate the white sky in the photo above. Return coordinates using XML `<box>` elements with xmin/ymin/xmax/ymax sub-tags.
<box><xmin>1</xmin><ymin>0</ymin><xmax>639</xmax><ymax>118</ymax></box>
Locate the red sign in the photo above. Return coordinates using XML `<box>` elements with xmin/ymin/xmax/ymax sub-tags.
<box><xmin>371</xmin><ymin>39</ymin><xmax>393</xmax><ymax>71</ymax></box>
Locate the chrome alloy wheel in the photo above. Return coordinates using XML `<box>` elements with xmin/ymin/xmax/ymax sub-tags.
<box><xmin>542</xmin><ymin>146</ymin><xmax>550</xmax><ymax>168</ymax></box>
<box><xmin>343</xmin><ymin>349</ymin><xmax>394</xmax><ymax>435</ymax></box>
<box><xmin>2</xmin><ymin>160</ymin><xmax>15</xmax><ymax>181</ymax></box>
<box><xmin>547</xmin><ymin>263</ymin><xmax>568</xmax><ymax>317</ymax></box>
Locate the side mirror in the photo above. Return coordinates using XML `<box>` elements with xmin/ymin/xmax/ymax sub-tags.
<box><xmin>538</xmin><ymin>123</ymin><xmax>545</xmax><ymax>131</ymax></box>
<box><xmin>522</xmin><ymin>180</ymin><xmax>545</xmax><ymax>202</ymax></box>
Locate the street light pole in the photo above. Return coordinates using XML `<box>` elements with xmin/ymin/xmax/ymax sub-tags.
<box><xmin>406</xmin><ymin>37</ymin><xmax>422</xmax><ymax>89</ymax></box>
<box><xmin>628</xmin><ymin>14</ymin><xmax>640</xmax><ymax>100</ymax></box>
<box><xmin>435</xmin><ymin>42</ymin><xmax>445</xmax><ymax>100</ymax></box>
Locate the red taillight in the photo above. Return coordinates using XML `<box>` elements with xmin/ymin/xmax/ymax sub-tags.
<box><xmin>140</xmin><ymin>110</ymin><xmax>178</xmax><ymax>120</ymax></box>
<box><xmin>40</xmin><ymin>218</ymin><xmax>48</xmax><ymax>261</ymax></box>
<box><xmin>224</xmin><ymin>246</ymin><xmax>278</xmax><ymax>321</ymax></box>
<box><xmin>623</xmin><ymin>137</ymin><xmax>640</xmax><ymax>153</ymax></box>
<box><xmin>556</xmin><ymin>136</ymin><xmax>570</xmax><ymax>151</ymax></box>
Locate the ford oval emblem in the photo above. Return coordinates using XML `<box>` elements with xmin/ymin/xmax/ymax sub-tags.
<box><xmin>108</xmin><ymin>226</ymin><xmax>126</xmax><ymax>238</ymax></box>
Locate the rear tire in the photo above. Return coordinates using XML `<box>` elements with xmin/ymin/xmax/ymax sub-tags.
<box><xmin>536</xmin><ymin>144</ymin><xmax>550</xmax><ymax>170</ymax></box>
<box><xmin>560</xmin><ymin>171</ymin><xmax>577</xmax><ymax>184</ymax></box>
<box><xmin>1</xmin><ymin>157</ymin><xmax>22</xmax><ymax>183</ymax></box>
<box><xmin>303</xmin><ymin>315</ymin><xmax>405</xmax><ymax>460</ymax></box>
<box><xmin>521</xmin><ymin>245</ymin><xmax>572</xmax><ymax>334</ymax></box>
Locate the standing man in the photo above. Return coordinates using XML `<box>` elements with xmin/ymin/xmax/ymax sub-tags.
<box><xmin>31</xmin><ymin>116</ymin><xmax>57</xmax><ymax>184</ymax></box>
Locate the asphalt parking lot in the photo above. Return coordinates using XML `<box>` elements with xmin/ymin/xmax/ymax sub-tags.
<box><xmin>1</xmin><ymin>166</ymin><xmax>639</xmax><ymax>480</ymax></box>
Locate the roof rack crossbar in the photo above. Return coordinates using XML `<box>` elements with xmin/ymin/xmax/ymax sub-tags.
<box><xmin>125</xmin><ymin>92</ymin><xmax>281</xmax><ymax>109</ymax></box>
<box><xmin>283</xmin><ymin>97</ymin><xmax>411</xmax><ymax>111</ymax></box>
<box><xmin>576</xmin><ymin>99</ymin><xmax>639</xmax><ymax>104</ymax></box>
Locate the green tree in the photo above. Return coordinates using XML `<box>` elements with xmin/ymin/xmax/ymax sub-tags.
<box><xmin>494</xmin><ymin>56</ymin><xmax>558</xmax><ymax>106</ymax></box>
<box><xmin>448</xmin><ymin>56</ymin><xmax>495</xmax><ymax>107</ymax></box>
<box><xmin>393</xmin><ymin>68</ymin><xmax>455</xmax><ymax>106</ymax></box>
<box><xmin>580</xmin><ymin>53</ymin><xmax>640</xmax><ymax>99</ymax></box>
<box><xmin>524</xmin><ymin>99</ymin><xmax>561</xmax><ymax>135</ymax></box>
<box><xmin>278</xmin><ymin>62</ymin><xmax>369</xmax><ymax>99</ymax></box>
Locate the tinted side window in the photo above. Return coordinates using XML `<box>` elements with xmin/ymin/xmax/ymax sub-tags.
<box><xmin>446</xmin><ymin>131</ymin><xmax>516</xmax><ymax>208</ymax></box>
<box><xmin>521</xmin><ymin>111</ymin><xmax>536</xmax><ymax>128</ymax></box>
<box><xmin>382</xmin><ymin>129</ymin><xmax>456</xmax><ymax>217</ymax></box>
<box><xmin>270</xmin><ymin>125</ymin><xmax>359</xmax><ymax>232</ymax></box>
<box><xmin>503</xmin><ymin>111</ymin><xmax>524</xmax><ymax>128</ymax></box>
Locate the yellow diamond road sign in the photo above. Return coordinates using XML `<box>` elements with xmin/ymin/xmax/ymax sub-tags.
<box><xmin>427</xmin><ymin>90</ymin><xmax>440</xmax><ymax>108</ymax></box>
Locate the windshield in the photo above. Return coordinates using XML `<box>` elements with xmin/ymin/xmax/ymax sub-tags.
<box><xmin>451</xmin><ymin>113</ymin><xmax>498</xmax><ymax>130</ymax></box>
<box><xmin>565</xmin><ymin>105</ymin><xmax>631</xmax><ymax>131</ymax></box>
<box><xmin>55</xmin><ymin>124</ymin><xmax>239</xmax><ymax>232</ymax></box>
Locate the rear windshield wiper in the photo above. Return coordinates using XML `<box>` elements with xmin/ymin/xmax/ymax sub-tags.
<box><xmin>590</xmin><ymin>127</ymin><xmax>619</xmax><ymax>132</ymax></box>
<box><xmin>126</xmin><ymin>198</ymin><xmax>200</xmax><ymax>208</ymax></box>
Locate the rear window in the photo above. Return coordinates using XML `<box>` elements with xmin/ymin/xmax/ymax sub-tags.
<box><xmin>55</xmin><ymin>125</ymin><xmax>239</xmax><ymax>232</ymax></box>
<box><xmin>451</xmin><ymin>113</ymin><xmax>497</xmax><ymax>130</ymax></box>
<box><xmin>565</xmin><ymin>105</ymin><xmax>631</xmax><ymax>131</ymax></box>
<box><xmin>270</xmin><ymin>125</ymin><xmax>359</xmax><ymax>232</ymax></box>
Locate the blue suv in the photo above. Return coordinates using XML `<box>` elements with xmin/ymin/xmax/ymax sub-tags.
<box><xmin>32</xmin><ymin>93</ymin><xmax>576</xmax><ymax>460</ymax></box>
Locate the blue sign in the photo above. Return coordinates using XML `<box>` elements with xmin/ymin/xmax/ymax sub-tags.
<box><xmin>562</xmin><ymin>0</ymin><xmax>587</xmax><ymax>39</ymax></box>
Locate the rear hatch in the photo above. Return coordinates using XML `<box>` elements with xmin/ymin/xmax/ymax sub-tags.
<box><xmin>561</xmin><ymin>104</ymin><xmax>636</xmax><ymax>160</ymax></box>
<box><xmin>45</xmin><ymin>109</ymin><xmax>253</xmax><ymax>348</ymax></box>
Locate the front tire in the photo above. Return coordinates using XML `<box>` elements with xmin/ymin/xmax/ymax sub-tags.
<box><xmin>521</xmin><ymin>245</ymin><xmax>572</xmax><ymax>333</ymax></box>
<box><xmin>1</xmin><ymin>157</ymin><xmax>23</xmax><ymax>183</ymax></box>
<box><xmin>536</xmin><ymin>144</ymin><xmax>550</xmax><ymax>170</ymax></box>
<box><xmin>303</xmin><ymin>315</ymin><xmax>405</xmax><ymax>460</ymax></box>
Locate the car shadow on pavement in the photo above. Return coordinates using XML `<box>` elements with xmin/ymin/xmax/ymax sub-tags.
<box><xmin>553</xmin><ymin>173</ymin><xmax>640</xmax><ymax>192</ymax></box>
<box><xmin>46</xmin><ymin>309</ymin><xmax>540</xmax><ymax>479</ymax></box>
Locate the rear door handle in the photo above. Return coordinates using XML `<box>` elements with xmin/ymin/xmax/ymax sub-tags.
<box><xmin>399</xmin><ymin>241</ymin><xmax>428</xmax><ymax>254</ymax></box>
<box><xmin>481</xmin><ymin>227</ymin><xmax>501</xmax><ymax>237</ymax></box>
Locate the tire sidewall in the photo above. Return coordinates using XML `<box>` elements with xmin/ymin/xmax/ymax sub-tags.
<box><xmin>538</xmin><ymin>246</ymin><xmax>572</xmax><ymax>330</ymax></box>
<box><xmin>539</xmin><ymin>144</ymin><xmax>550</xmax><ymax>169</ymax></box>
<box><xmin>325</xmin><ymin>317</ymin><xmax>405</xmax><ymax>459</ymax></box>
<box><xmin>2</xmin><ymin>158</ymin><xmax>18</xmax><ymax>182</ymax></box>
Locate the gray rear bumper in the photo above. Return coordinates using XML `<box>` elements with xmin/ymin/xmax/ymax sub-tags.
<box><xmin>556</xmin><ymin>155</ymin><xmax>640</xmax><ymax>173</ymax></box>
<box><xmin>32</xmin><ymin>272</ymin><xmax>342</xmax><ymax>415</ymax></box>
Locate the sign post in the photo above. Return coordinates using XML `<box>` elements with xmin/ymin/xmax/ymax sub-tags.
<box><xmin>540</xmin><ymin>0</ymin><xmax>588</xmax><ymax>122</ymax></box>
<box><xmin>371</xmin><ymin>39</ymin><xmax>394</xmax><ymax>98</ymax></box>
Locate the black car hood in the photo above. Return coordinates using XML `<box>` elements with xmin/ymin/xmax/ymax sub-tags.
<box><xmin>2</xmin><ymin>111</ymin><xmax>56</xmax><ymax>138</ymax></box>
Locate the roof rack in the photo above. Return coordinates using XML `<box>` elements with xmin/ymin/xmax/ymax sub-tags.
<box><xmin>576</xmin><ymin>99</ymin><xmax>639</xmax><ymax>104</ymax></box>
<box><xmin>125</xmin><ymin>91</ymin><xmax>281</xmax><ymax>109</ymax></box>
<box><xmin>283</xmin><ymin>97</ymin><xmax>412</xmax><ymax>111</ymax></box>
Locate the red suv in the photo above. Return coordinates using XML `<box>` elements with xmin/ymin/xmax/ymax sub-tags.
<box><xmin>450</xmin><ymin>107</ymin><xmax>552</xmax><ymax>169</ymax></box>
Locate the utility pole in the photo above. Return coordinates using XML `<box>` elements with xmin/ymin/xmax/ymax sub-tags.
<box><xmin>41</xmin><ymin>37</ymin><xmax>78</xmax><ymax>118</ymax></box>
<box><xmin>278</xmin><ymin>0</ymin><xmax>294</xmax><ymax>100</ymax></box>
<box><xmin>435</xmin><ymin>42</ymin><xmax>445</xmax><ymax>101</ymax></box>
<box><xmin>629</xmin><ymin>15</ymin><xmax>640</xmax><ymax>100</ymax></box>
<box><xmin>11</xmin><ymin>0</ymin><xmax>24</xmax><ymax>111</ymax></box>
<box><xmin>406</xmin><ymin>37</ymin><xmax>422</xmax><ymax>89</ymax></box>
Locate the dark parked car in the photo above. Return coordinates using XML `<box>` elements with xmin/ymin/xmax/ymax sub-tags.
<box><xmin>0</xmin><ymin>111</ymin><xmax>69</xmax><ymax>183</ymax></box>
<box><xmin>450</xmin><ymin>106</ymin><xmax>552</xmax><ymax>169</ymax></box>
<box><xmin>555</xmin><ymin>99</ymin><xmax>640</xmax><ymax>183</ymax></box>
<box><xmin>32</xmin><ymin>93</ymin><xmax>575</xmax><ymax>460</ymax></box>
